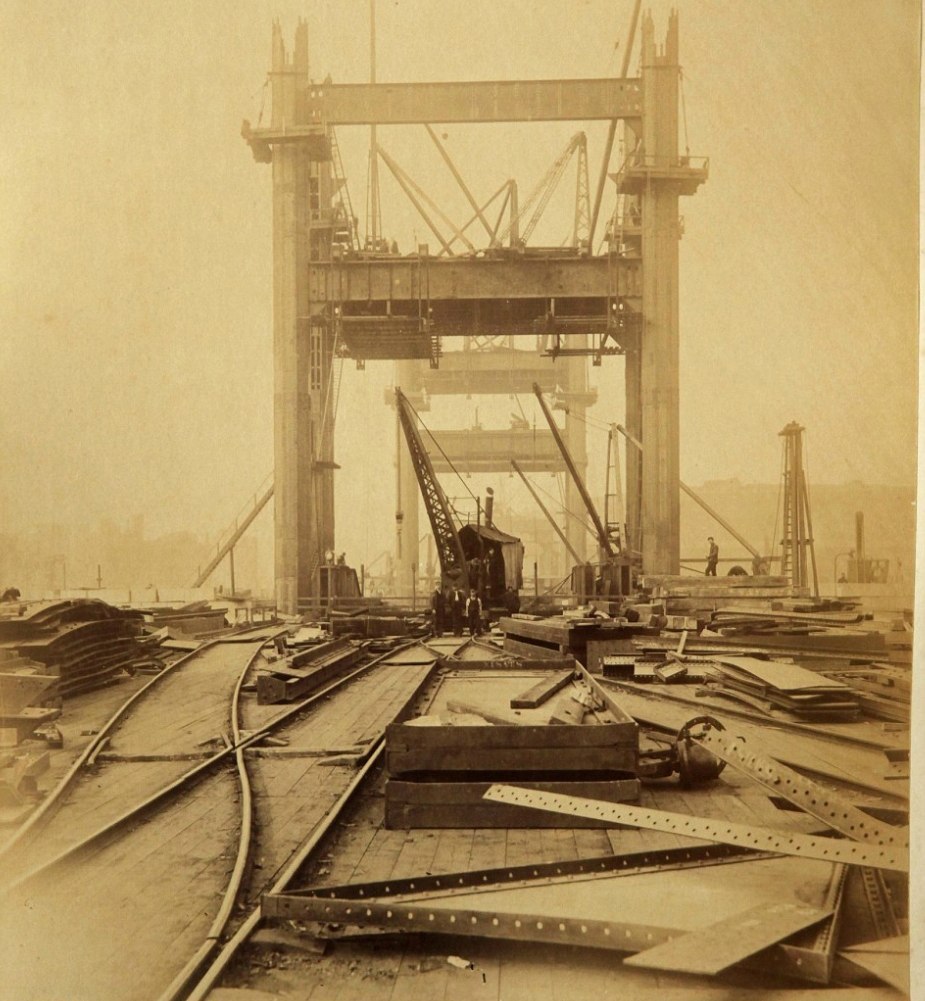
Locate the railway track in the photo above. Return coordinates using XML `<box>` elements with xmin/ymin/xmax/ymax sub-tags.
<box><xmin>0</xmin><ymin>635</ymin><xmax>440</xmax><ymax>1001</ymax></box>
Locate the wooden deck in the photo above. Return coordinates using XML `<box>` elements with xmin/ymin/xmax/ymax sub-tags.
<box><xmin>0</xmin><ymin>648</ymin><xmax>439</xmax><ymax>1001</ymax></box>
<box><xmin>218</xmin><ymin>658</ymin><xmax>889</xmax><ymax>1001</ymax></box>
<box><xmin>225</xmin><ymin>766</ymin><xmax>887</xmax><ymax>1000</ymax></box>
<box><xmin>0</xmin><ymin>640</ymin><xmax>264</xmax><ymax>879</ymax></box>
<box><xmin>0</xmin><ymin>641</ymin><xmax>906</xmax><ymax>1000</ymax></box>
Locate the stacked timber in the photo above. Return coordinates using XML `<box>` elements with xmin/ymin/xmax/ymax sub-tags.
<box><xmin>701</xmin><ymin>607</ymin><xmax>887</xmax><ymax>657</ymax></box>
<box><xmin>606</xmin><ymin>651</ymin><xmax>864</xmax><ymax>723</ymax></box>
<box><xmin>499</xmin><ymin>615</ymin><xmax>656</xmax><ymax>673</ymax></box>
<box><xmin>384</xmin><ymin>665</ymin><xmax>639</xmax><ymax>828</ymax></box>
<box><xmin>639</xmin><ymin>574</ymin><xmax>797</xmax><ymax>604</ymax></box>
<box><xmin>330</xmin><ymin>613</ymin><xmax>410</xmax><ymax>638</ymax></box>
<box><xmin>0</xmin><ymin>600</ymin><xmax>145</xmax><ymax>699</ymax></box>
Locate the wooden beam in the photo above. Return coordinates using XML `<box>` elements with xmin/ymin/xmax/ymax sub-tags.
<box><xmin>510</xmin><ymin>670</ymin><xmax>575</xmax><ymax>709</ymax></box>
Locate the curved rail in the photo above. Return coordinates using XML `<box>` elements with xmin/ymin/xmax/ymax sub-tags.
<box><xmin>183</xmin><ymin>743</ymin><xmax>387</xmax><ymax>1001</ymax></box>
<box><xmin>4</xmin><ymin>641</ymin><xmax>264</xmax><ymax>891</ymax></box>
<box><xmin>173</xmin><ymin>640</ymin><xmax>424</xmax><ymax>1001</ymax></box>
<box><xmin>7</xmin><ymin>638</ymin><xmax>420</xmax><ymax>1001</ymax></box>
<box><xmin>155</xmin><ymin>643</ymin><xmax>258</xmax><ymax>1001</ymax></box>
<box><xmin>0</xmin><ymin>639</ymin><xmax>221</xmax><ymax>864</ymax></box>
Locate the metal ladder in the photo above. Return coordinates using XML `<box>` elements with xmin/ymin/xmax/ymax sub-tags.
<box><xmin>329</xmin><ymin>127</ymin><xmax>358</xmax><ymax>251</ymax></box>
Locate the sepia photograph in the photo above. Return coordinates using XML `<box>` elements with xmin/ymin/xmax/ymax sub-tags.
<box><xmin>0</xmin><ymin>1</ymin><xmax>918</xmax><ymax>998</ymax></box>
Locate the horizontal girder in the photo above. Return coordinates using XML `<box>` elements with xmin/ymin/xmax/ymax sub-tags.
<box><xmin>427</xmin><ymin>428</ymin><xmax>566</xmax><ymax>474</ymax></box>
<box><xmin>259</xmin><ymin>78</ymin><xmax>643</xmax><ymax>129</ymax></box>
<box><xmin>317</xmin><ymin>254</ymin><xmax>639</xmax><ymax>302</ymax></box>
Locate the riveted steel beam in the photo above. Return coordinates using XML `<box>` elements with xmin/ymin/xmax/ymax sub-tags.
<box><xmin>484</xmin><ymin>785</ymin><xmax>909</xmax><ymax>872</ymax></box>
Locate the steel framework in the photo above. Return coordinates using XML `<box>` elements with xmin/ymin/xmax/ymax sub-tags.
<box><xmin>251</xmin><ymin>10</ymin><xmax>707</xmax><ymax>609</ymax></box>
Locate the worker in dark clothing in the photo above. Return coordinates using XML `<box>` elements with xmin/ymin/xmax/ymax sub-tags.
<box><xmin>450</xmin><ymin>585</ymin><xmax>466</xmax><ymax>636</ymax></box>
<box><xmin>503</xmin><ymin>587</ymin><xmax>520</xmax><ymax>615</ymax></box>
<box><xmin>466</xmin><ymin>589</ymin><xmax>483</xmax><ymax>637</ymax></box>
<box><xmin>467</xmin><ymin>557</ymin><xmax>481</xmax><ymax>591</ymax></box>
<box><xmin>430</xmin><ymin>587</ymin><xmax>446</xmax><ymax>637</ymax></box>
<box><xmin>705</xmin><ymin>537</ymin><xmax>719</xmax><ymax>576</ymax></box>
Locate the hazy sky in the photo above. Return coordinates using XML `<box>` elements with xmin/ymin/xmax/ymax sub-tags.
<box><xmin>1</xmin><ymin>1</ymin><xmax>919</xmax><ymax>569</ymax></box>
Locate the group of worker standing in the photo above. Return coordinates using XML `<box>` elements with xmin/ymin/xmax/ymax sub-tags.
<box><xmin>430</xmin><ymin>583</ymin><xmax>521</xmax><ymax>637</ymax></box>
<box><xmin>431</xmin><ymin>585</ymin><xmax>482</xmax><ymax>637</ymax></box>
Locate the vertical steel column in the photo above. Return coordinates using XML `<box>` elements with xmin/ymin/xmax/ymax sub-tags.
<box><xmin>271</xmin><ymin>21</ymin><xmax>314</xmax><ymax>614</ymax></box>
<box><xmin>563</xmin><ymin>346</ymin><xmax>590</xmax><ymax>564</ymax></box>
<box><xmin>312</xmin><ymin>150</ymin><xmax>337</xmax><ymax>586</ymax></box>
<box><xmin>272</xmin><ymin>21</ymin><xmax>336</xmax><ymax>613</ymax></box>
<box><xmin>623</xmin><ymin>328</ymin><xmax>643</xmax><ymax>554</ymax></box>
<box><xmin>639</xmin><ymin>12</ymin><xmax>682</xmax><ymax>573</ymax></box>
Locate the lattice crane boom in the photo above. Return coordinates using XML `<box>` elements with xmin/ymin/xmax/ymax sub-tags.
<box><xmin>493</xmin><ymin>132</ymin><xmax>586</xmax><ymax>248</ymax></box>
<box><xmin>394</xmin><ymin>388</ymin><xmax>468</xmax><ymax>587</ymax></box>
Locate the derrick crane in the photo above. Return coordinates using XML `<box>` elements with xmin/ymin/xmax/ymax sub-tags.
<box><xmin>394</xmin><ymin>388</ymin><xmax>468</xmax><ymax>589</ymax></box>
<box><xmin>395</xmin><ymin>388</ymin><xmax>524</xmax><ymax>601</ymax></box>
<box><xmin>493</xmin><ymin>133</ymin><xmax>588</xmax><ymax>249</ymax></box>
<box><xmin>532</xmin><ymin>383</ymin><xmax>634</xmax><ymax>597</ymax></box>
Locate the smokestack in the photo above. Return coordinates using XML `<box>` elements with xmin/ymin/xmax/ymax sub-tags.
<box><xmin>484</xmin><ymin>488</ymin><xmax>494</xmax><ymax>528</ymax></box>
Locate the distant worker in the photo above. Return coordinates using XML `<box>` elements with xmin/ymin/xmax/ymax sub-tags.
<box><xmin>705</xmin><ymin>537</ymin><xmax>719</xmax><ymax>576</ymax></box>
<box><xmin>450</xmin><ymin>585</ymin><xmax>466</xmax><ymax>636</ymax></box>
<box><xmin>466</xmin><ymin>589</ymin><xmax>483</xmax><ymax>637</ymax></box>
<box><xmin>336</xmin><ymin>552</ymin><xmax>346</xmax><ymax>566</ymax></box>
<box><xmin>1</xmin><ymin>587</ymin><xmax>21</xmax><ymax>602</ymax></box>
<box><xmin>430</xmin><ymin>586</ymin><xmax>446</xmax><ymax>637</ymax></box>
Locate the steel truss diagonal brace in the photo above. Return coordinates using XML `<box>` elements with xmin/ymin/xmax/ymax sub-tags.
<box><xmin>483</xmin><ymin>785</ymin><xmax>909</xmax><ymax>872</ymax></box>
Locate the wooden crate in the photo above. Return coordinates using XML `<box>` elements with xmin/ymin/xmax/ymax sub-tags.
<box><xmin>385</xmin><ymin>718</ymin><xmax>637</xmax><ymax>775</ymax></box>
<box><xmin>385</xmin><ymin>776</ymin><xmax>640</xmax><ymax>828</ymax></box>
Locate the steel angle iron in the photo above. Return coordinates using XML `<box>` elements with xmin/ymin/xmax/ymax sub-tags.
<box><xmin>482</xmin><ymin>785</ymin><xmax>909</xmax><ymax>873</ymax></box>
<box><xmin>693</xmin><ymin>728</ymin><xmax>909</xmax><ymax>852</ymax></box>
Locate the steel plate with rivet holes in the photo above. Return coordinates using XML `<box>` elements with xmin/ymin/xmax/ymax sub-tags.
<box><xmin>482</xmin><ymin>785</ymin><xmax>909</xmax><ymax>872</ymax></box>
<box><xmin>696</xmin><ymin>729</ymin><xmax>909</xmax><ymax>849</ymax></box>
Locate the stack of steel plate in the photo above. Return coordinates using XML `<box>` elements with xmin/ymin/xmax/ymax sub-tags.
<box><xmin>0</xmin><ymin>600</ymin><xmax>145</xmax><ymax>699</ymax></box>
<box><xmin>707</xmin><ymin>655</ymin><xmax>860</xmax><ymax>721</ymax></box>
<box><xmin>820</xmin><ymin>664</ymin><xmax>911</xmax><ymax>723</ymax></box>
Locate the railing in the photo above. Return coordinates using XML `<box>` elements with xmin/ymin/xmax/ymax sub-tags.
<box><xmin>625</xmin><ymin>153</ymin><xmax>710</xmax><ymax>172</ymax></box>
